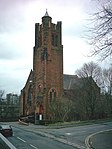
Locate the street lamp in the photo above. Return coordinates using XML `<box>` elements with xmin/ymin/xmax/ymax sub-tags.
<box><xmin>1</xmin><ymin>107</ymin><xmax>4</xmax><ymax>118</ymax></box>
<box><xmin>29</xmin><ymin>80</ymin><xmax>32</xmax><ymax>83</ymax></box>
<box><xmin>34</xmin><ymin>96</ymin><xmax>37</xmax><ymax>124</ymax></box>
<box><xmin>29</xmin><ymin>80</ymin><xmax>36</xmax><ymax>123</ymax></box>
<box><xmin>110</xmin><ymin>76</ymin><xmax>112</xmax><ymax>95</ymax></box>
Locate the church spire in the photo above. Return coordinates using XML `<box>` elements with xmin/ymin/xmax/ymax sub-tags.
<box><xmin>44</xmin><ymin>9</ymin><xmax>49</xmax><ymax>16</ymax></box>
<box><xmin>42</xmin><ymin>9</ymin><xmax>52</xmax><ymax>24</ymax></box>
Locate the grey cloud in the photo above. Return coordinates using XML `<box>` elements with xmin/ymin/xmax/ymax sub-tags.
<box><xmin>0</xmin><ymin>50</ymin><xmax>18</xmax><ymax>60</ymax></box>
<box><xmin>0</xmin><ymin>16</ymin><xmax>25</xmax><ymax>33</ymax></box>
<box><xmin>0</xmin><ymin>43</ymin><xmax>24</xmax><ymax>60</ymax></box>
<box><xmin>0</xmin><ymin>73</ymin><xmax>23</xmax><ymax>94</ymax></box>
<box><xmin>0</xmin><ymin>4</ymin><xmax>25</xmax><ymax>33</ymax></box>
<box><xmin>0</xmin><ymin>0</ymin><xmax>36</xmax><ymax>33</ymax></box>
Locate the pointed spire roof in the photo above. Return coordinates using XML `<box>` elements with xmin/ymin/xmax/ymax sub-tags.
<box><xmin>42</xmin><ymin>9</ymin><xmax>52</xmax><ymax>22</ymax></box>
<box><xmin>44</xmin><ymin>9</ymin><xmax>49</xmax><ymax>17</ymax></box>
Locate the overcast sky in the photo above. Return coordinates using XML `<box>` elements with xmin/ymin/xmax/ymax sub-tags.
<box><xmin>0</xmin><ymin>0</ymin><xmax>109</xmax><ymax>95</ymax></box>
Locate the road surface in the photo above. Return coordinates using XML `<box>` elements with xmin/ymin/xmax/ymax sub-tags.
<box><xmin>1</xmin><ymin>121</ymin><xmax>112</xmax><ymax>149</ymax></box>
<box><xmin>8</xmin><ymin>126</ymin><xmax>77</xmax><ymax>149</ymax></box>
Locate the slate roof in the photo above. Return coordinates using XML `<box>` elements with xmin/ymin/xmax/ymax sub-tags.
<box><xmin>63</xmin><ymin>74</ymin><xmax>79</xmax><ymax>89</ymax></box>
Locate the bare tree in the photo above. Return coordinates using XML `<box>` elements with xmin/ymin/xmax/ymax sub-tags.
<box><xmin>75</xmin><ymin>61</ymin><xmax>102</xmax><ymax>87</ymax></box>
<box><xmin>89</xmin><ymin>0</ymin><xmax>112</xmax><ymax>60</ymax></box>
<box><xmin>0</xmin><ymin>90</ymin><xmax>5</xmax><ymax>101</ymax></box>
<box><xmin>48</xmin><ymin>97</ymin><xmax>74</xmax><ymax>122</ymax></box>
<box><xmin>75</xmin><ymin>62</ymin><xmax>101</xmax><ymax>119</ymax></box>
<box><xmin>103</xmin><ymin>65</ymin><xmax>112</xmax><ymax>94</ymax></box>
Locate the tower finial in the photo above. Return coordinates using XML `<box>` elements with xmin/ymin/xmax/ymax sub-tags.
<box><xmin>44</xmin><ymin>9</ymin><xmax>49</xmax><ymax>16</ymax></box>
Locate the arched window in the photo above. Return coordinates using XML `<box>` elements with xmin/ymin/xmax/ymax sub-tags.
<box><xmin>49</xmin><ymin>88</ymin><xmax>57</xmax><ymax>102</ymax></box>
<box><xmin>52</xmin><ymin>34</ymin><xmax>58</xmax><ymax>46</ymax></box>
<box><xmin>27</xmin><ymin>86</ymin><xmax>32</xmax><ymax>106</ymax></box>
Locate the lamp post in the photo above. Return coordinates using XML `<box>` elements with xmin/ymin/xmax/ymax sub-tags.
<box><xmin>110</xmin><ymin>76</ymin><xmax>112</xmax><ymax>95</ymax></box>
<box><xmin>29</xmin><ymin>80</ymin><xmax>36</xmax><ymax>123</ymax></box>
<box><xmin>1</xmin><ymin>107</ymin><xmax>4</xmax><ymax>118</ymax></box>
<box><xmin>34</xmin><ymin>96</ymin><xmax>37</xmax><ymax>124</ymax></box>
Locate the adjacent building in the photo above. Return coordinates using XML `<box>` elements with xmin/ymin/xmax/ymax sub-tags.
<box><xmin>7</xmin><ymin>93</ymin><xmax>19</xmax><ymax>105</ymax></box>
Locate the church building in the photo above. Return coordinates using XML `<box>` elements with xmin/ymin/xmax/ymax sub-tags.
<box><xmin>20</xmin><ymin>10</ymin><xmax>63</xmax><ymax>120</ymax></box>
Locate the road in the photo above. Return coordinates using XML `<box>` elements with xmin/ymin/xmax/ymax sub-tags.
<box><xmin>37</xmin><ymin>121</ymin><xmax>112</xmax><ymax>148</ymax></box>
<box><xmin>88</xmin><ymin>129</ymin><xmax>112</xmax><ymax>149</ymax></box>
<box><xmin>7</xmin><ymin>126</ymin><xmax>76</xmax><ymax>149</ymax></box>
<box><xmin>1</xmin><ymin>121</ymin><xmax>112</xmax><ymax>149</ymax></box>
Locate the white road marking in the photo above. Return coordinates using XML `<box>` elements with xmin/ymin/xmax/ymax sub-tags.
<box><xmin>65</xmin><ymin>132</ymin><xmax>71</xmax><ymax>135</ymax></box>
<box><xmin>30</xmin><ymin>144</ymin><xmax>39</xmax><ymax>149</ymax></box>
<box><xmin>17</xmin><ymin>137</ymin><xmax>39</xmax><ymax>149</ymax></box>
<box><xmin>65</xmin><ymin>131</ymin><xmax>86</xmax><ymax>135</ymax></box>
<box><xmin>17</xmin><ymin>137</ymin><xmax>26</xmax><ymax>142</ymax></box>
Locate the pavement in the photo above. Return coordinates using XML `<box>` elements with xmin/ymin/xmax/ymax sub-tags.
<box><xmin>1</xmin><ymin>121</ymin><xmax>112</xmax><ymax>149</ymax></box>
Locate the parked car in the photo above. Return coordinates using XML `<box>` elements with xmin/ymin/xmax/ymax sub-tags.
<box><xmin>0</xmin><ymin>125</ymin><xmax>13</xmax><ymax>137</ymax></box>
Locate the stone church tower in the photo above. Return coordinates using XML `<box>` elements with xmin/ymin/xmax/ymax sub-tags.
<box><xmin>33</xmin><ymin>10</ymin><xmax>63</xmax><ymax>119</ymax></box>
<box><xmin>21</xmin><ymin>10</ymin><xmax>63</xmax><ymax>120</ymax></box>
